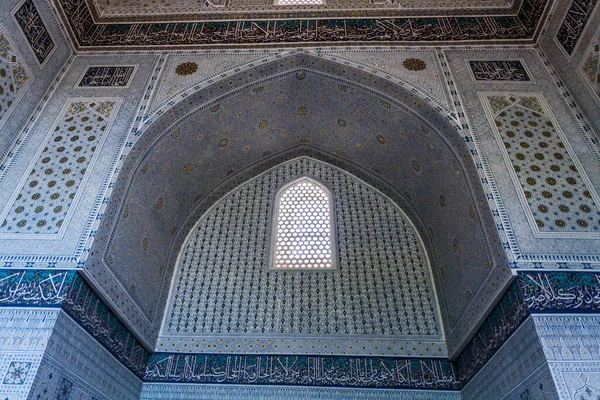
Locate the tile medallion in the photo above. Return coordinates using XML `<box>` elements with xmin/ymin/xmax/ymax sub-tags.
<box><xmin>13</xmin><ymin>0</ymin><xmax>55</xmax><ymax>65</ymax></box>
<box><xmin>0</xmin><ymin>98</ymin><xmax>122</xmax><ymax>238</ymax></box>
<box><xmin>0</xmin><ymin>24</ymin><xmax>33</xmax><ymax>129</ymax></box>
<box><xmin>480</xmin><ymin>92</ymin><xmax>600</xmax><ymax>237</ymax></box>
<box><xmin>467</xmin><ymin>60</ymin><xmax>532</xmax><ymax>81</ymax></box>
<box><xmin>2</xmin><ymin>361</ymin><xmax>31</xmax><ymax>385</ymax></box>
<box><xmin>76</xmin><ymin>66</ymin><xmax>137</xmax><ymax>88</ymax></box>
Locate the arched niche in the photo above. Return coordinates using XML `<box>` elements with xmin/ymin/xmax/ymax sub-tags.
<box><xmin>158</xmin><ymin>157</ymin><xmax>444</xmax><ymax>357</ymax></box>
<box><xmin>83</xmin><ymin>53</ymin><xmax>510</xmax><ymax>357</ymax></box>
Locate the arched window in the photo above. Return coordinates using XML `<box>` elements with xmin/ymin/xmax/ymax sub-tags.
<box><xmin>270</xmin><ymin>177</ymin><xmax>337</xmax><ymax>269</ymax></box>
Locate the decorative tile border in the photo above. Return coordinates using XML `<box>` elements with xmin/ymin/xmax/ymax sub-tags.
<box><xmin>12</xmin><ymin>0</ymin><xmax>56</xmax><ymax>66</ymax></box>
<box><xmin>467</xmin><ymin>60</ymin><xmax>532</xmax><ymax>82</ymax></box>
<box><xmin>54</xmin><ymin>0</ymin><xmax>550</xmax><ymax>49</ymax></box>
<box><xmin>519</xmin><ymin>271</ymin><xmax>600</xmax><ymax>313</ymax></box>
<box><xmin>76</xmin><ymin>65</ymin><xmax>138</xmax><ymax>88</ymax></box>
<box><xmin>144</xmin><ymin>353</ymin><xmax>459</xmax><ymax>389</ymax></box>
<box><xmin>0</xmin><ymin>269</ymin><xmax>76</xmax><ymax>307</ymax></box>
<box><xmin>453</xmin><ymin>281</ymin><xmax>528</xmax><ymax>386</ymax></box>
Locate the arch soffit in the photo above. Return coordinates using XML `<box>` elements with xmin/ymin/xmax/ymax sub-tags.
<box><xmin>85</xmin><ymin>53</ymin><xmax>507</xmax><ymax>352</ymax></box>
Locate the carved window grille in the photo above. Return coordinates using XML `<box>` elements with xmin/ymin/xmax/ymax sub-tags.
<box><xmin>270</xmin><ymin>177</ymin><xmax>336</xmax><ymax>270</ymax></box>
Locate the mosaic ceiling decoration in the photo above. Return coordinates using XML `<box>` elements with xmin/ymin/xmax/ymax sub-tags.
<box><xmin>53</xmin><ymin>0</ymin><xmax>551</xmax><ymax>49</ymax></box>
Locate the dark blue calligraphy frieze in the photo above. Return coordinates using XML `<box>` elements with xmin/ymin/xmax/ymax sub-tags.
<box><xmin>54</xmin><ymin>0</ymin><xmax>549</xmax><ymax>49</ymax></box>
<box><xmin>78</xmin><ymin>66</ymin><xmax>136</xmax><ymax>87</ymax></box>
<box><xmin>0</xmin><ymin>269</ymin><xmax>76</xmax><ymax>307</ymax></box>
<box><xmin>14</xmin><ymin>0</ymin><xmax>55</xmax><ymax>65</ymax></box>
<box><xmin>518</xmin><ymin>271</ymin><xmax>600</xmax><ymax>313</ymax></box>
<box><xmin>62</xmin><ymin>273</ymin><xmax>150</xmax><ymax>378</ymax></box>
<box><xmin>144</xmin><ymin>353</ymin><xmax>459</xmax><ymax>389</ymax></box>
<box><xmin>556</xmin><ymin>0</ymin><xmax>599</xmax><ymax>55</ymax></box>
<box><xmin>469</xmin><ymin>61</ymin><xmax>531</xmax><ymax>81</ymax></box>
<box><xmin>453</xmin><ymin>281</ymin><xmax>528</xmax><ymax>386</ymax></box>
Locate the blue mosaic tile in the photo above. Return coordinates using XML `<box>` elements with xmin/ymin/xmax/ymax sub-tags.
<box><xmin>0</xmin><ymin>269</ymin><xmax>76</xmax><ymax>307</ymax></box>
<box><xmin>13</xmin><ymin>0</ymin><xmax>55</xmax><ymax>65</ymax></box>
<box><xmin>519</xmin><ymin>271</ymin><xmax>600</xmax><ymax>313</ymax></box>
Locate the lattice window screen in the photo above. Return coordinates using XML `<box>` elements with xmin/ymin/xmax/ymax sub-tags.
<box><xmin>271</xmin><ymin>177</ymin><xmax>335</xmax><ymax>269</ymax></box>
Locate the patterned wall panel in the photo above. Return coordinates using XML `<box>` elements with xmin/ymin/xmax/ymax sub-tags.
<box><xmin>480</xmin><ymin>93</ymin><xmax>600</xmax><ymax>237</ymax></box>
<box><xmin>13</xmin><ymin>0</ymin><xmax>55</xmax><ymax>65</ymax></box>
<box><xmin>556</xmin><ymin>0</ymin><xmax>599</xmax><ymax>56</ymax></box>
<box><xmin>534</xmin><ymin>315</ymin><xmax>600</xmax><ymax>361</ymax></box>
<box><xmin>0</xmin><ymin>24</ymin><xmax>32</xmax><ymax>129</ymax></box>
<box><xmin>467</xmin><ymin>60</ymin><xmax>531</xmax><ymax>81</ymax></box>
<box><xmin>579</xmin><ymin>41</ymin><xmax>600</xmax><ymax>104</ymax></box>
<box><xmin>77</xmin><ymin>66</ymin><xmax>137</xmax><ymax>88</ymax></box>
<box><xmin>161</xmin><ymin>158</ymin><xmax>442</xmax><ymax>356</ymax></box>
<box><xmin>26</xmin><ymin>311</ymin><xmax>143</xmax><ymax>400</ymax></box>
<box><xmin>0</xmin><ymin>308</ymin><xmax>59</xmax><ymax>400</ymax></box>
<box><xmin>0</xmin><ymin>98</ymin><xmax>121</xmax><ymax>237</ymax></box>
<box><xmin>144</xmin><ymin>353</ymin><xmax>458</xmax><ymax>390</ymax></box>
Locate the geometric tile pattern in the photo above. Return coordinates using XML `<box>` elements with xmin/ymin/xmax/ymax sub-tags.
<box><xmin>166</xmin><ymin>158</ymin><xmax>440</xmax><ymax>338</ymax></box>
<box><xmin>556</xmin><ymin>0</ymin><xmax>599</xmax><ymax>55</ymax></box>
<box><xmin>468</xmin><ymin>60</ymin><xmax>531</xmax><ymax>81</ymax></box>
<box><xmin>13</xmin><ymin>0</ymin><xmax>55</xmax><ymax>65</ymax></box>
<box><xmin>0</xmin><ymin>99</ymin><xmax>120</xmax><ymax>235</ymax></box>
<box><xmin>144</xmin><ymin>353</ymin><xmax>458</xmax><ymax>389</ymax></box>
<box><xmin>0</xmin><ymin>25</ymin><xmax>31</xmax><ymax>124</ymax></box>
<box><xmin>483</xmin><ymin>94</ymin><xmax>600</xmax><ymax>235</ymax></box>
<box><xmin>77</xmin><ymin>66</ymin><xmax>136</xmax><ymax>88</ymax></box>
